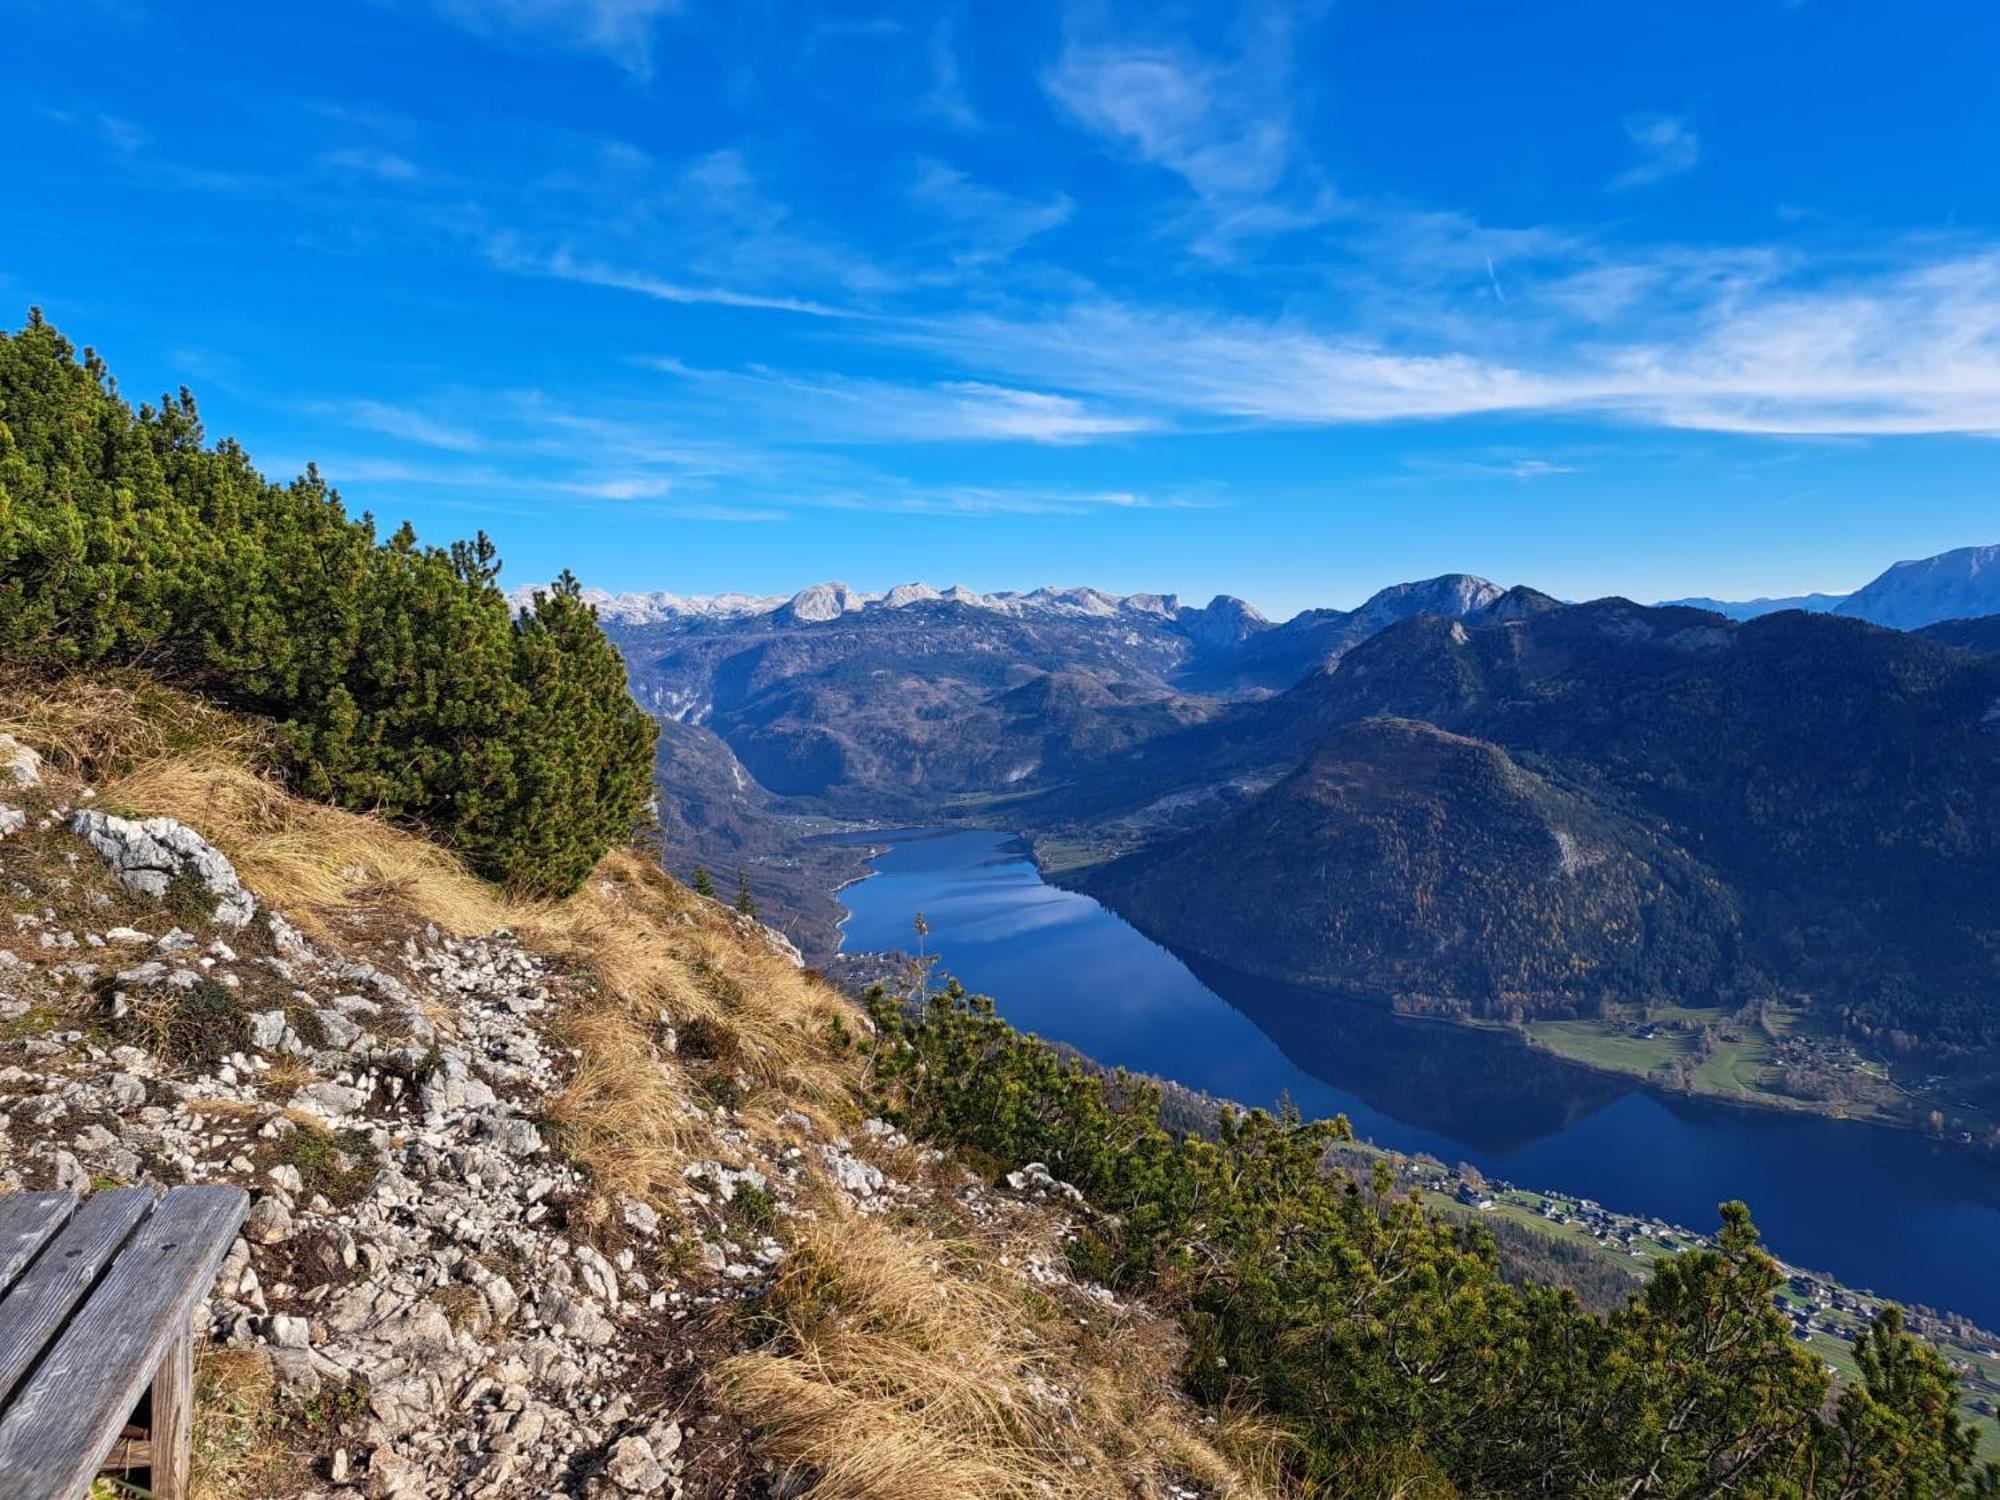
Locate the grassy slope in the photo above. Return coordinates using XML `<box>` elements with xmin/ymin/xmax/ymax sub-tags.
<box><xmin>1512</xmin><ymin>1005</ymin><xmax>1998</xmax><ymax>1142</ymax></box>
<box><xmin>1</xmin><ymin>671</ymin><xmax>1274</xmax><ymax>1500</ymax></box>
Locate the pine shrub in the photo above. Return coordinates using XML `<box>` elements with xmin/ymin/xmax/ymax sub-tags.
<box><xmin>0</xmin><ymin>313</ymin><xmax>656</xmax><ymax>895</ymax></box>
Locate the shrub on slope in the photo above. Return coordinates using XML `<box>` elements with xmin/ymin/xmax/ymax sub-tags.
<box><xmin>867</xmin><ymin>984</ymin><xmax>1996</xmax><ymax>1497</ymax></box>
<box><xmin>0</xmin><ymin>311</ymin><xmax>655</xmax><ymax>894</ymax></box>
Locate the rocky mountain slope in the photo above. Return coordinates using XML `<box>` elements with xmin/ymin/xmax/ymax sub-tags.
<box><xmin>1180</xmin><ymin>574</ymin><xmax>1507</xmax><ymax>693</ymax></box>
<box><xmin>0</xmin><ymin>678</ymin><xmax>1256</xmax><ymax>1500</ymax></box>
<box><xmin>1833</xmin><ymin>543</ymin><xmax>2000</xmax><ymax>629</ymax></box>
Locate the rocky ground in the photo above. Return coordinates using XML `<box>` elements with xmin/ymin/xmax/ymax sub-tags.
<box><xmin>0</xmin><ymin>728</ymin><xmax>1238</xmax><ymax>1500</ymax></box>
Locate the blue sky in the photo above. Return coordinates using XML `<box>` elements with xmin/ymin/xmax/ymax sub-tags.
<box><xmin>7</xmin><ymin>0</ymin><xmax>2000</xmax><ymax>618</ymax></box>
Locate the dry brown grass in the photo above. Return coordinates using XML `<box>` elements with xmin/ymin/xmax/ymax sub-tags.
<box><xmin>0</xmin><ymin>669</ymin><xmax>254</xmax><ymax>783</ymax></box>
<box><xmin>545</xmin><ymin>994</ymin><xmax>705</xmax><ymax>1205</ymax></box>
<box><xmin>722</xmin><ymin>1213</ymin><xmax>1278</xmax><ymax>1500</ymax></box>
<box><xmin>99</xmin><ymin>753</ymin><xmax>512</xmax><ymax>937</ymax></box>
<box><xmin>187</xmin><ymin>1347</ymin><xmax>280</xmax><ymax>1499</ymax></box>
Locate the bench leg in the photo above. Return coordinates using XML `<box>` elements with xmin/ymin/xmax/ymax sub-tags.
<box><xmin>148</xmin><ymin>1322</ymin><xmax>195</xmax><ymax>1500</ymax></box>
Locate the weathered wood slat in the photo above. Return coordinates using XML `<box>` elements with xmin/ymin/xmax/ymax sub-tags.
<box><xmin>101</xmin><ymin>1431</ymin><xmax>154</xmax><ymax>1472</ymax></box>
<box><xmin>0</xmin><ymin>1185</ymin><xmax>246</xmax><ymax>1499</ymax></box>
<box><xmin>149</xmin><ymin>1324</ymin><xmax>195</xmax><ymax>1500</ymax></box>
<box><xmin>0</xmin><ymin>1188</ymin><xmax>154</xmax><ymax>1409</ymax></box>
<box><xmin>100</xmin><ymin>1440</ymin><xmax>153</xmax><ymax>1472</ymax></box>
<box><xmin>0</xmin><ymin>1192</ymin><xmax>75</xmax><ymax>1299</ymax></box>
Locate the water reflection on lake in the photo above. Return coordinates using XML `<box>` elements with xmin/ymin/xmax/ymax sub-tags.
<box><xmin>835</xmin><ymin>827</ymin><xmax>2000</xmax><ymax>1329</ymax></box>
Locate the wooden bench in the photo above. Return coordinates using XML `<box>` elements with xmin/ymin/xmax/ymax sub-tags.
<box><xmin>0</xmin><ymin>1186</ymin><xmax>247</xmax><ymax>1499</ymax></box>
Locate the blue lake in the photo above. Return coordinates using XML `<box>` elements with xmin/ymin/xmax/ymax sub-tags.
<box><xmin>836</xmin><ymin>827</ymin><xmax>2000</xmax><ymax>1330</ymax></box>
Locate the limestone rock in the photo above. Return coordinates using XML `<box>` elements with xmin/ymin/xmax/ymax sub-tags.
<box><xmin>0</xmin><ymin>734</ymin><xmax>41</xmax><ymax>790</ymax></box>
<box><xmin>604</xmin><ymin>1435</ymin><xmax>668</xmax><ymax>1494</ymax></box>
<box><xmin>70</xmin><ymin>810</ymin><xmax>257</xmax><ymax>926</ymax></box>
<box><xmin>243</xmin><ymin>1195</ymin><xmax>294</xmax><ymax>1244</ymax></box>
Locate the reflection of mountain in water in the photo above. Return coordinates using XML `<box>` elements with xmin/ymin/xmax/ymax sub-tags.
<box><xmin>1173</xmin><ymin>949</ymin><xmax>1630</xmax><ymax>1154</ymax></box>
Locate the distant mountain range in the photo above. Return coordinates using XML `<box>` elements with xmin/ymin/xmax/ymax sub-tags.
<box><xmin>597</xmin><ymin>573</ymin><xmax>1510</xmax><ymax>810</ymax></box>
<box><xmin>591</xmin><ymin>540</ymin><xmax>2000</xmax><ymax>1084</ymax></box>
<box><xmin>1653</xmin><ymin>592</ymin><xmax>1846</xmax><ymax>620</ymax></box>
<box><xmin>524</xmin><ymin>579</ymin><xmax>1230</xmax><ymax>627</ymax></box>
<box><xmin>541</xmin><ymin>538</ymin><xmax>2000</xmax><ymax>638</ymax></box>
<box><xmin>1656</xmin><ymin>542</ymin><xmax>2000</xmax><ymax>628</ymax></box>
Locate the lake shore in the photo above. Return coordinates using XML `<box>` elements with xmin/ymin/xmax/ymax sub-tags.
<box><xmin>1030</xmin><ymin>833</ymin><xmax>2000</xmax><ymax>1165</ymax></box>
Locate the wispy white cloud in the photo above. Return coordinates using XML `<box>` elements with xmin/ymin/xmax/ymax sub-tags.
<box><xmin>318</xmin><ymin>147</ymin><xmax>420</xmax><ymax>181</ymax></box>
<box><xmin>1044</xmin><ymin>6</ymin><xmax>1332</xmax><ymax>255</ymax></box>
<box><xmin>891</xmin><ymin>249</ymin><xmax>2000</xmax><ymax>436</ymax></box>
<box><xmin>1610</xmin><ymin>112</ymin><xmax>1700</xmax><ymax>190</ymax></box>
<box><xmin>300</xmin><ymin>453</ymin><xmax>784</xmax><ymax>522</ymax></box>
<box><xmin>555</xmin><ymin>474</ymin><xmax>675</xmax><ymax>500</ymax></box>
<box><xmin>425</xmin><ymin>0</ymin><xmax>679</xmax><ymax>78</ymax></box>
<box><xmin>1047</xmin><ymin>42</ymin><xmax>1286</xmax><ymax>202</ymax></box>
<box><xmin>909</xmin><ymin>160</ymin><xmax>1072</xmax><ymax>263</ymax></box>
<box><xmin>800</xmin><ymin>480</ymin><xmax>1219</xmax><ymax>517</ymax></box>
<box><xmin>485</xmin><ymin>236</ymin><xmax>859</xmax><ymax>318</ymax></box>
<box><xmin>42</xmin><ymin>105</ymin><xmax>265</xmax><ymax>192</ymax></box>
<box><xmin>867</xmin><ymin>380</ymin><xmax>1145</xmax><ymax>443</ymax></box>
<box><xmin>637</xmin><ymin>358</ymin><xmax>1149</xmax><ymax>444</ymax></box>
<box><xmin>315</xmin><ymin>398</ymin><xmax>485</xmax><ymax>451</ymax></box>
<box><xmin>922</xmin><ymin>9</ymin><xmax>979</xmax><ymax>129</ymax></box>
<box><xmin>41</xmin><ymin>107</ymin><xmax>148</xmax><ymax>155</ymax></box>
<box><xmin>1401</xmin><ymin>454</ymin><xmax>1580</xmax><ymax>483</ymax></box>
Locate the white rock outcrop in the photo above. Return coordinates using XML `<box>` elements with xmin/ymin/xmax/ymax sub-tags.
<box><xmin>69</xmin><ymin>810</ymin><xmax>258</xmax><ymax>926</ymax></box>
<box><xmin>0</xmin><ymin>734</ymin><xmax>41</xmax><ymax>790</ymax></box>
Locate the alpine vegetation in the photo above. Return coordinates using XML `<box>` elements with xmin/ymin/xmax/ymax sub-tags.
<box><xmin>0</xmin><ymin>313</ymin><xmax>655</xmax><ymax>894</ymax></box>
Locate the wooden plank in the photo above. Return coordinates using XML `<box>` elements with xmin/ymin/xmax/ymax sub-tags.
<box><xmin>148</xmin><ymin>1324</ymin><xmax>195</xmax><ymax>1500</ymax></box>
<box><xmin>0</xmin><ymin>1188</ymin><xmax>154</xmax><ymax>1409</ymax></box>
<box><xmin>101</xmin><ymin>1432</ymin><xmax>154</xmax><ymax>1472</ymax></box>
<box><xmin>0</xmin><ymin>1185</ymin><xmax>246</xmax><ymax>1499</ymax></box>
<box><xmin>0</xmin><ymin>1192</ymin><xmax>76</xmax><ymax>1299</ymax></box>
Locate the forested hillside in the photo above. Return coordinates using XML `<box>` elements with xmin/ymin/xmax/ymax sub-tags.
<box><xmin>1085</xmin><ymin>599</ymin><xmax>2000</xmax><ymax>1061</ymax></box>
<box><xmin>0</xmin><ymin>312</ymin><xmax>655</xmax><ymax>894</ymax></box>
<box><xmin>1090</xmin><ymin>716</ymin><xmax>1750</xmax><ymax>1017</ymax></box>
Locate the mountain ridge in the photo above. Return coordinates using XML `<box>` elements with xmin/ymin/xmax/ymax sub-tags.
<box><xmin>1651</xmin><ymin>541</ymin><xmax>2000</xmax><ymax>628</ymax></box>
<box><xmin>532</xmin><ymin>536</ymin><xmax>2000</xmax><ymax>637</ymax></box>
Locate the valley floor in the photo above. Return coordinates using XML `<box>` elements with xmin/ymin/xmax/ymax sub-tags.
<box><xmin>1496</xmin><ymin>1005</ymin><xmax>2000</xmax><ymax>1153</ymax></box>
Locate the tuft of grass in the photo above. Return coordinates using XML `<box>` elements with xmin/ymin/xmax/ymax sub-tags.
<box><xmin>732</xmin><ymin>1180</ymin><xmax>778</xmax><ymax>1232</ymax></box>
<box><xmin>0</xmin><ymin>668</ymin><xmax>254</xmax><ymax>784</ymax></box>
<box><xmin>111</xmin><ymin>980</ymin><xmax>250</xmax><ymax>1069</ymax></box>
<box><xmin>435</xmin><ymin>1282</ymin><xmax>487</xmax><ymax>1334</ymax></box>
<box><xmin>258</xmin><ymin>1119</ymin><xmax>380</xmax><ymax>1208</ymax></box>
<box><xmin>547</xmin><ymin>994</ymin><xmax>703</xmax><ymax>1204</ymax></box>
<box><xmin>101</xmin><ymin>751</ymin><xmax>512</xmax><ymax>939</ymax></box>
<box><xmin>722</xmin><ymin>1213</ymin><xmax>1273</xmax><ymax>1500</ymax></box>
<box><xmin>187</xmin><ymin>1347</ymin><xmax>278</xmax><ymax>1499</ymax></box>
